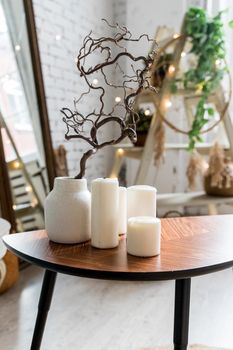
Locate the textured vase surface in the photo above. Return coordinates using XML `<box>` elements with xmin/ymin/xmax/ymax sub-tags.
<box><xmin>45</xmin><ymin>177</ymin><xmax>91</xmax><ymax>244</ymax></box>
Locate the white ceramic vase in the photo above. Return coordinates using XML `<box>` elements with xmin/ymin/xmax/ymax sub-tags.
<box><xmin>45</xmin><ymin>177</ymin><xmax>91</xmax><ymax>244</ymax></box>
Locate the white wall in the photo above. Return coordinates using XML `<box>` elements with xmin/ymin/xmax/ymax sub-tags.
<box><xmin>33</xmin><ymin>0</ymin><xmax>114</xmax><ymax>181</ymax></box>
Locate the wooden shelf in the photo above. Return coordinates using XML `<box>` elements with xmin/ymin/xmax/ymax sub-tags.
<box><xmin>157</xmin><ymin>191</ymin><xmax>233</xmax><ymax>209</ymax></box>
<box><xmin>113</xmin><ymin>143</ymin><xmax>229</xmax><ymax>150</ymax></box>
<box><xmin>112</xmin><ymin>143</ymin><xmax>230</xmax><ymax>161</ymax></box>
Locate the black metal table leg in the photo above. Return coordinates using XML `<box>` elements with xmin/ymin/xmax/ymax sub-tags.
<box><xmin>30</xmin><ymin>270</ymin><xmax>57</xmax><ymax>350</ymax></box>
<box><xmin>173</xmin><ymin>278</ymin><xmax>191</xmax><ymax>350</ymax></box>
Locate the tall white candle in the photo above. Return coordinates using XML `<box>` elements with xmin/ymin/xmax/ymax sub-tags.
<box><xmin>127</xmin><ymin>216</ymin><xmax>161</xmax><ymax>257</ymax></box>
<box><xmin>118</xmin><ymin>187</ymin><xmax>127</xmax><ymax>234</ymax></box>
<box><xmin>91</xmin><ymin>178</ymin><xmax>119</xmax><ymax>249</ymax></box>
<box><xmin>127</xmin><ymin>185</ymin><xmax>157</xmax><ymax>219</ymax></box>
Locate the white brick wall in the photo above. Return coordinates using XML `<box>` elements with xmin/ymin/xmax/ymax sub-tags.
<box><xmin>33</xmin><ymin>0</ymin><xmax>114</xmax><ymax>181</ymax></box>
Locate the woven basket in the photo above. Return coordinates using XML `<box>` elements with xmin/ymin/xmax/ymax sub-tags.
<box><xmin>0</xmin><ymin>251</ymin><xmax>19</xmax><ymax>294</ymax></box>
<box><xmin>204</xmin><ymin>175</ymin><xmax>233</xmax><ymax>197</ymax></box>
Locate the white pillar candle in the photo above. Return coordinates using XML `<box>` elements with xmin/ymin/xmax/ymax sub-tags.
<box><xmin>127</xmin><ymin>216</ymin><xmax>161</xmax><ymax>257</ymax></box>
<box><xmin>127</xmin><ymin>185</ymin><xmax>157</xmax><ymax>219</ymax></box>
<box><xmin>91</xmin><ymin>178</ymin><xmax>119</xmax><ymax>249</ymax></box>
<box><xmin>118</xmin><ymin>187</ymin><xmax>127</xmax><ymax>234</ymax></box>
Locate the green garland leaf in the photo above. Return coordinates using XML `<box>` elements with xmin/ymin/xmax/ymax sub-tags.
<box><xmin>181</xmin><ymin>7</ymin><xmax>227</xmax><ymax>151</ymax></box>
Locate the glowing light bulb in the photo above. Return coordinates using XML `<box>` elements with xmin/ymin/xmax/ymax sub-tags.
<box><xmin>168</xmin><ymin>65</ymin><xmax>175</xmax><ymax>74</ymax></box>
<box><xmin>118</xmin><ymin>148</ymin><xmax>124</xmax><ymax>155</ymax></box>
<box><xmin>164</xmin><ymin>99</ymin><xmax>172</xmax><ymax>109</ymax></box>
<box><xmin>13</xmin><ymin>160</ymin><xmax>21</xmax><ymax>169</ymax></box>
<box><xmin>55</xmin><ymin>34</ymin><xmax>61</xmax><ymax>41</ymax></box>
<box><xmin>25</xmin><ymin>185</ymin><xmax>32</xmax><ymax>193</ymax></box>
<box><xmin>115</xmin><ymin>96</ymin><xmax>121</xmax><ymax>103</ymax></box>
<box><xmin>173</xmin><ymin>33</ymin><xmax>180</xmax><ymax>39</ymax></box>
<box><xmin>144</xmin><ymin>109</ymin><xmax>151</xmax><ymax>116</ymax></box>
<box><xmin>92</xmin><ymin>78</ymin><xmax>98</xmax><ymax>85</ymax></box>
<box><xmin>12</xmin><ymin>205</ymin><xmax>16</xmax><ymax>210</ymax></box>
<box><xmin>181</xmin><ymin>51</ymin><xmax>186</xmax><ymax>57</ymax></box>
<box><xmin>15</xmin><ymin>45</ymin><xmax>21</xmax><ymax>51</ymax></box>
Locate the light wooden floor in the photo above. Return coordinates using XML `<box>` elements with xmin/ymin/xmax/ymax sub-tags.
<box><xmin>1</xmin><ymin>266</ymin><xmax>233</xmax><ymax>350</ymax></box>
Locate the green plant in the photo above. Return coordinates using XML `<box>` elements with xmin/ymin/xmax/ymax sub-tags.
<box><xmin>173</xmin><ymin>7</ymin><xmax>227</xmax><ymax>151</ymax></box>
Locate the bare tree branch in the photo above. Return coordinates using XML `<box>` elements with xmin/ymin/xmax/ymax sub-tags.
<box><xmin>62</xmin><ymin>19</ymin><xmax>158</xmax><ymax>178</ymax></box>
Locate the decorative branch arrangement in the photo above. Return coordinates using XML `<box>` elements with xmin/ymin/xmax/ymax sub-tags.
<box><xmin>61</xmin><ymin>19</ymin><xmax>157</xmax><ymax>179</ymax></box>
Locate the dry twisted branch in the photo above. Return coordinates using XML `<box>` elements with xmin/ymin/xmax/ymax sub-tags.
<box><xmin>62</xmin><ymin>19</ymin><xmax>158</xmax><ymax>178</ymax></box>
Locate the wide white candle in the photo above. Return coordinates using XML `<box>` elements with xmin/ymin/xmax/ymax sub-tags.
<box><xmin>127</xmin><ymin>185</ymin><xmax>157</xmax><ymax>219</ymax></box>
<box><xmin>127</xmin><ymin>216</ymin><xmax>161</xmax><ymax>257</ymax></box>
<box><xmin>91</xmin><ymin>178</ymin><xmax>119</xmax><ymax>249</ymax></box>
<box><xmin>118</xmin><ymin>187</ymin><xmax>127</xmax><ymax>234</ymax></box>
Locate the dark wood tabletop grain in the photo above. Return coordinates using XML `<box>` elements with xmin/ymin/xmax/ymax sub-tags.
<box><xmin>3</xmin><ymin>215</ymin><xmax>233</xmax><ymax>281</ymax></box>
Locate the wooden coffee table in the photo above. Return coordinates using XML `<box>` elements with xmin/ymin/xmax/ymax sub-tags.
<box><xmin>3</xmin><ymin>215</ymin><xmax>233</xmax><ymax>350</ymax></box>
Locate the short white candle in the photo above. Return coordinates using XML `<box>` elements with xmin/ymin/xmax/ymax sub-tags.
<box><xmin>118</xmin><ymin>187</ymin><xmax>127</xmax><ymax>234</ymax></box>
<box><xmin>91</xmin><ymin>178</ymin><xmax>119</xmax><ymax>249</ymax></box>
<box><xmin>127</xmin><ymin>185</ymin><xmax>157</xmax><ymax>219</ymax></box>
<box><xmin>127</xmin><ymin>216</ymin><xmax>161</xmax><ymax>257</ymax></box>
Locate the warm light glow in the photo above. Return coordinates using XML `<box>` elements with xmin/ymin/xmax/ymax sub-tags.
<box><xmin>215</xmin><ymin>59</ymin><xmax>221</xmax><ymax>66</ymax></box>
<box><xmin>202</xmin><ymin>161</ymin><xmax>209</xmax><ymax>172</ymax></box>
<box><xmin>13</xmin><ymin>160</ymin><xmax>21</xmax><ymax>169</ymax></box>
<box><xmin>115</xmin><ymin>96</ymin><xmax>121</xmax><ymax>103</ymax></box>
<box><xmin>164</xmin><ymin>99</ymin><xmax>172</xmax><ymax>109</ymax></box>
<box><xmin>25</xmin><ymin>185</ymin><xmax>32</xmax><ymax>193</ymax></box>
<box><xmin>31</xmin><ymin>200</ymin><xmax>38</xmax><ymax>208</ymax></box>
<box><xmin>15</xmin><ymin>44</ymin><xmax>21</xmax><ymax>51</ymax></box>
<box><xmin>92</xmin><ymin>78</ymin><xmax>99</xmax><ymax>85</ymax></box>
<box><xmin>6</xmin><ymin>139</ymin><xmax>10</xmax><ymax>145</ymax></box>
<box><xmin>144</xmin><ymin>109</ymin><xmax>151</xmax><ymax>116</ymax></box>
<box><xmin>168</xmin><ymin>65</ymin><xmax>175</xmax><ymax>74</ymax></box>
<box><xmin>12</xmin><ymin>205</ymin><xmax>16</xmax><ymax>210</ymax></box>
<box><xmin>195</xmin><ymin>83</ymin><xmax>203</xmax><ymax>94</ymax></box>
<box><xmin>117</xmin><ymin>148</ymin><xmax>124</xmax><ymax>155</ymax></box>
<box><xmin>173</xmin><ymin>33</ymin><xmax>180</xmax><ymax>39</ymax></box>
<box><xmin>181</xmin><ymin>51</ymin><xmax>186</xmax><ymax>57</ymax></box>
<box><xmin>55</xmin><ymin>34</ymin><xmax>61</xmax><ymax>41</ymax></box>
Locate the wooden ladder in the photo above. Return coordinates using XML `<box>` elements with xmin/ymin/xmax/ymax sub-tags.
<box><xmin>109</xmin><ymin>27</ymin><xmax>233</xmax><ymax>215</ymax></box>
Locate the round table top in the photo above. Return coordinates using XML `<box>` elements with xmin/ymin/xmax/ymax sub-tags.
<box><xmin>3</xmin><ymin>215</ymin><xmax>233</xmax><ymax>281</ymax></box>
